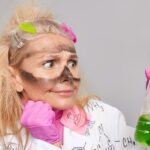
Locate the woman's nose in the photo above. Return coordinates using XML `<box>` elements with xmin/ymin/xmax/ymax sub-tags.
<box><xmin>59</xmin><ymin>66</ymin><xmax>73</xmax><ymax>84</ymax></box>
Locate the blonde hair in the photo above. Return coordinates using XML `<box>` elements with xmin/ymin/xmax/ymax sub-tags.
<box><xmin>0</xmin><ymin>2</ymin><xmax>69</xmax><ymax>148</ymax></box>
<box><xmin>0</xmin><ymin>1</ymin><xmax>98</xmax><ymax>149</ymax></box>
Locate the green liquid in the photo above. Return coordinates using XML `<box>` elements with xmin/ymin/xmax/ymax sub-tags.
<box><xmin>135</xmin><ymin>114</ymin><xmax>150</xmax><ymax>147</ymax></box>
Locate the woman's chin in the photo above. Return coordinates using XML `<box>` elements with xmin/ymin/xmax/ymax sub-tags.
<box><xmin>49</xmin><ymin>91</ymin><xmax>77</xmax><ymax>109</ymax></box>
<box><xmin>54</xmin><ymin>97</ymin><xmax>76</xmax><ymax>110</ymax></box>
<box><xmin>33</xmin><ymin>91</ymin><xmax>78</xmax><ymax>110</ymax></box>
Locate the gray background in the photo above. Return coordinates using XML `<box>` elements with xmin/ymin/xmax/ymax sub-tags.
<box><xmin>0</xmin><ymin>0</ymin><xmax>150</xmax><ymax>127</ymax></box>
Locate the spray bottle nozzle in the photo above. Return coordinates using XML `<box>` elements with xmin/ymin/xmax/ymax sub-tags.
<box><xmin>145</xmin><ymin>68</ymin><xmax>150</xmax><ymax>89</ymax></box>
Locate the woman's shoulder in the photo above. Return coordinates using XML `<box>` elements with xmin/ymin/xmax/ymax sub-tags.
<box><xmin>0</xmin><ymin>129</ymin><xmax>33</xmax><ymax>149</ymax></box>
<box><xmin>84</xmin><ymin>98</ymin><xmax>126</xmax><ymax>127</ymax></box>
<box><xmin>0</xmin><ymin>129</ymin><xmax>61</xmax><ymax>150</ymax></box>
<box><xmin>84</xmin><ymin>99</ymin><xmax>145</xmax><ymax>150</ymax></box>
<box><xmin>85</xmin><ymin>98</ymin><xmax>122</xmax><ymax>115</ymax></box>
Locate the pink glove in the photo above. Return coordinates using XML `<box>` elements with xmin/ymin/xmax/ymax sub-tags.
<box><xmin>20</xmin><ymin>100</ymin><xmax>63</xmax><ymax>144</ymax></box>
<box><xmin>145</xmin><ymin>68</ymin><xmax>150</xmax><ymax>89</ymax></box>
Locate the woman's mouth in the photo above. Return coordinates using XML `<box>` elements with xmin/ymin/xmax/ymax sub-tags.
<box><xmin>52</xmin><ymin>89</ymin><xmax>76</xmax><ymax>97</ymax></box>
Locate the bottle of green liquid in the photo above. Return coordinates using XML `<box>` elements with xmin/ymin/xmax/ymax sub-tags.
<box><xmin>135</xmin><ymin>114</ymin><xmax>150</xmax><ymax>147</ymax></box>
<box><xmin>135</xmin><ymin>75</ymin><xmax>150</xmax><ymax>148</ymax></box>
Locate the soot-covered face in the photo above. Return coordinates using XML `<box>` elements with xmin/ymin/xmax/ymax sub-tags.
<box><xmin>18</xmin><ymin>33</ymin><xmax>81</xmax><ymax>109</ymax></box>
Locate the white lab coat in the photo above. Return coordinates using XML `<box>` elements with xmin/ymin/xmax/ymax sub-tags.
<box><xmin>0</xmin><ymin>99</ymin><xmax>146</xmax><ymax>150</ymax></box>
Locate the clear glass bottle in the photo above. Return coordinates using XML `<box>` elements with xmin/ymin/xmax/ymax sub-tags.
<box><xmin>135</xmin><ymin>69</ymin><xmax>150</xmax><ymax>147</ymax></box>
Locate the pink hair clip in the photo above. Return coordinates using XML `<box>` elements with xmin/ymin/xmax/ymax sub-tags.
<box><xmin>60</xmin><ymin>23</ymin><xmax>77</xmax><ymax>43</ymax></box>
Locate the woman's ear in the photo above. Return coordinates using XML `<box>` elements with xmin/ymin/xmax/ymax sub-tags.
<box><xmin>8</xmin><ymin>66</ymin><xmax>24</xmax><ymax>92</ymax></box>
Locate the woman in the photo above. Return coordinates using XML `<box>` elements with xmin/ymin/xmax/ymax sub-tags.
<box><xmin>0</xmin><ymin>2</ymin><xmax>145</xmax><ymax>150</ymax></box>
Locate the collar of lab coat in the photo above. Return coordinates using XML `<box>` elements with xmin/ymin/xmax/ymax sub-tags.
<box><xmin>62</xmin><ymin>127</ymin><xmax>92</xmax><ymax>150</ymax></box>
<box><xmin>31</xmin><ymin>126</ymin><xmax>92</xmax><ymax>150</ymax></box>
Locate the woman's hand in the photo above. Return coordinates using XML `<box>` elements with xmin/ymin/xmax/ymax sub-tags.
<box><xmin>20</xmin><ymin>100</ymin><xmax>63</xmax><ymax>144</ymax></box>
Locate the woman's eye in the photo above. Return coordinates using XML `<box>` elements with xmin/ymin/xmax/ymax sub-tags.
<box><xmin>68</xmin><ymin>60</ymin><xmax>78</xmax><ymax>68</ymax></box>
<box><xmin>43</xmin><ymin>60</ymin><xmax>54</xmax><ymax>69</ymax></box>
